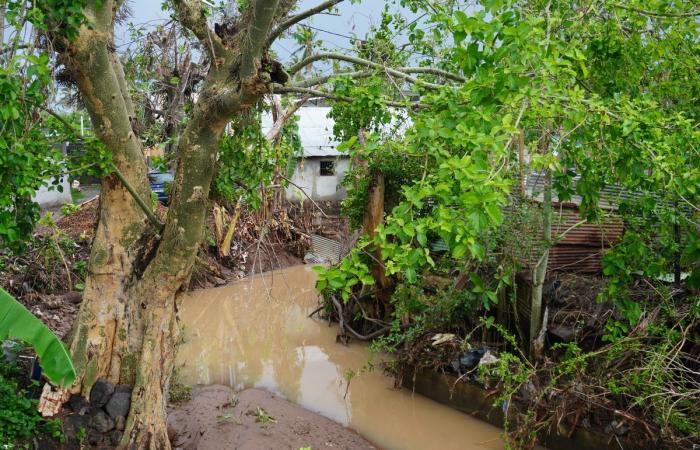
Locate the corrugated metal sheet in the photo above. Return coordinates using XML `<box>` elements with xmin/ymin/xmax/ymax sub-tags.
<box><xmin>525</xmin><ymin>172</ymin><xmax>639</xmax><ymax>210</ymax></box>
<box><xmin>551</xmin><ymin>208</ymin><xmax>624</xmax><ymax>246</ymax></box>
<box><xmin>310</xmin><ymin>234</ymin><xmax>343</xmax><ymax>264</ymax></box>
<box><xmin>521</xmin><ymin>206</ymin><xmax>623</xmax><ymax>274</ymax></box>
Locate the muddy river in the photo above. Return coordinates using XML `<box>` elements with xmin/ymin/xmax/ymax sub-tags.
<box><xmin>176</xmin><ymin>265</ymin><xmax>504</xmax><ymax>450</ymax></box>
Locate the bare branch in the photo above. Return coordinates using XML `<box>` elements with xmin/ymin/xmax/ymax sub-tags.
<box><xmin>293</xmin><ymin>70</ymin><xmax>372</xmax><ymax>88</ymax></box>
<box><xmin>171</xmin><ymin>0</ymin><xmax>226</xmax><ymax>58</ymax></box>
<box><xmin>288</xmin><ymin>52</ymin><xmax>448</xmax><ymax>89</ymax></box>
<box><xmin>240</xmin><ymin>0</ymin><xmax>281</xmax><ymax>80</ymax></box>
<box><xmin>265</xmin><ymin>95</ymin><xmax>310</xmax><ymax>142</ymax></box>
<box><xmin>274</xmin><ymin>85</ymin><xmax>423</xmax><ymax>109</ymax></box>
<box><xmin>398</xmin><ymin>66</ymin><xmax>466</xmax><ymax>82</ymax></box>
<box><xmin>266</xmin><ymin>0</ymin><xmax>344</xmax><ymax>46</ymax></box>
<box><xmin>292</xmin><ymin>66</ymin><xmax>466</xmax><ymax>89</ymax></box>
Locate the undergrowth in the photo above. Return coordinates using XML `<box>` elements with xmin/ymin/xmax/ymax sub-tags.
<box><xmin>0</xmin><ymin>357</ymin><xmax>62</xmax><ymax>447</ymax></box>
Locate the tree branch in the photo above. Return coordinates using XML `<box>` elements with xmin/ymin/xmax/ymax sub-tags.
<box><xmin>398</xmin><ymin>66</ymin><xmax>466</xmax><ymax>82</ymax></box>
<box><xmin>288</xmin><ymin>52</ymin><xmax>448</xmax><ymax>89</ymax></box>
<box><xmin>112</xmin><ymin>168</ymin><xmax>164</xmax><ymax>230</ymax></box>
<box><xmin>274</xmin><ymin>85</ymin><xmax>423</xmax><ymax>109</ymax></box>
<box><xmin>171</xmin><ymin>0</ymin><xmax>225</xmax><ymax>59</ymax></box>
<box><xmin>292</xmin><ymin>66</ymin><xmax>466</xmax><ymax>89</ymax></box>
<box><xmin>265</xmin><ymin>95</ymin><xmax>310</xmax><ymax>142</ymax></box>
<box><xmin>266</xmin><ymin>0</ymin><xmax>345</xmax><ymax>46</ymax></box>
<box><xmin>293</xmin><ymin>70</ymin><xmax>372</xmax><ymax>88</ymax></box>
<box><xmin>240</xmin><ymin>0</ymin><xmax>281</xmax><ymax>81</ymax></box>
<box><xmin>612</xmin><ymin>3</ymin><xmax>700</xmax><ymax>18</ymax></box>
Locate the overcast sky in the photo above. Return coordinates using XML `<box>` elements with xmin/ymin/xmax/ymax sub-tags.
<box><xmin>117</xmin><ymin>1</ymin><xmax>408</xmax><ymax>64</ymax></box>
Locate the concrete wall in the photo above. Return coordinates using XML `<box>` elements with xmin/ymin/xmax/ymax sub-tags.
<box><xmin>32</xmin><ymin>176</ymin><xmax>72</xmax><ymax>208</ymax></box>
<box><xmin>285</xmin><ymin>157</ymin><xmax>350</xmax><ymax>202</ymax></box>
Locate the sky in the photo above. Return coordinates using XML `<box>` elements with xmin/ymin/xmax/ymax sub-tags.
<box><xmin>116</xmin><ymin>1</ymin><xmax>412</xmax><ymax>64</ymax></box>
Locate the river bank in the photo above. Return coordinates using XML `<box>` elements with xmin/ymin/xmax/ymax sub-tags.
<box><xmin>168</xmin><ymin>385</ymin><xmax>375</xmax><ymax>450</ymax></box>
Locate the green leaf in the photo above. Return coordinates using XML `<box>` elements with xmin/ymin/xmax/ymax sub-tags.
<box><xmin>0</xmin><ymin>288</ymin><xmax>76</xmax><ymax>387</ymax></box>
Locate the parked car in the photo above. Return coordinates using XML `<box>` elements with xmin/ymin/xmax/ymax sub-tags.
<box><xmin>148</xmin><ymin>171</ymin><xmax>174</xmax><ymax>204</ymax></box>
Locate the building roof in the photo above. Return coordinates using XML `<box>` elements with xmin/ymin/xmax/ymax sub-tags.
<box><xmin>262</xmin><ymin>106</ymin><xmax>342</xmax><ymax>157</ymax></box>
<box><xmin>525</xmin><ymin>172</ymin><xmax>638</xmax><ymax>210</ymax></box>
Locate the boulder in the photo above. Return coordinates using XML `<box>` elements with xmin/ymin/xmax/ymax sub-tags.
<box><xmin>90</xmin><ymin>409</ymin><xmax>115</xmax><ymax>433</ymax></box>
<box><xmin>66</xmin><ymin>394</ymin><xmax>89</xmax><ymax>413</ymax></box>
<box><xmin>115</xmin><ymin>415</ymin><xmax>126</xmax><ymax>431</ymax></box>
<box><xmin>105</xmin><ymin>390</ymin><xmax>131</xmax><ymax>419</ymax></box>
<box><xmin>90</xmin><ymin>379</ymin><xmax>115</xmax><ymax>407</ymax></box>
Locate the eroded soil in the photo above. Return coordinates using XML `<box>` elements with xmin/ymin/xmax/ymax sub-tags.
<box><xmin>167</xmin><ymin>386</ymin><xmax>376</xmax><ymax>450</ymax></box>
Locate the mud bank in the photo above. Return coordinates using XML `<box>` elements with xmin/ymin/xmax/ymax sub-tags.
<box><xmin>168</xmin><ymin>385</ymin><xmax>375</xmax><ymax>450</ymax></box>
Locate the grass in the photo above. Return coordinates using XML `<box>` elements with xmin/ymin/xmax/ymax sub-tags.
<box><xmin>70</xmin><ymin>188</ymin><xmax>85</xmax><ymax>203</ymax></box>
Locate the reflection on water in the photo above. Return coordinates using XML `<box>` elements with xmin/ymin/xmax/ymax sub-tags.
<box><xmin>176</xmin><ymin>265</ymin><xmax>504</xmax><ymax>450</ymax></box>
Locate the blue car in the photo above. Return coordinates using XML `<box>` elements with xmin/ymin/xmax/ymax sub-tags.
<box><xmin>148</xmin><ymin>171</ymin><xmax>174</xmax><ymax>204</ymax></box>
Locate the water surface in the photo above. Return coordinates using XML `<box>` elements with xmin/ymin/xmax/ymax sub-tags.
<box><xmin>177</xmin><ymin>265</ymin><xmax>504</xmax><ymax>450</ymax></box>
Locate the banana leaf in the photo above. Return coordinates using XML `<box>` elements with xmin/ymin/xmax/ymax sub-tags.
<box><xmin>0</xmin><ymin>287</ymin><xmax>76</xmax><ymax>387</ymax></box>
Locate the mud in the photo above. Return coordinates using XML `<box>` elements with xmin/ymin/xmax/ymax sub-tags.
<box><xmin>168</xmin><ymin>386</ymin><xmax>375</xmax><ymax>450</ymax></box>
<box><xmin>176</xmin><ymin>265</ymin><xmax>505</xmax><ymax>450</ymax></box>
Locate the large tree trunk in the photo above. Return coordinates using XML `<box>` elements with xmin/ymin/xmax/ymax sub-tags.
<box><xmin>59</xmin><ymin>1</ymin><xmax>283</xmax><ymax>448</ymax></box>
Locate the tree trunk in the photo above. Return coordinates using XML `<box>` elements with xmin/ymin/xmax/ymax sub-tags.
<box><xmin>530</xmin><ymin>170</ymin><xmax>552</xmax><ymax>359</ymax></box>
<box><xmin>357</xmin><ymin>131</ymin><xmax>392</xmax><ymax>311</ymax></box>
<box><xmin>57</xmin><ymin>1</ymin><xmax>282</xmax><ymax>447</ymax></box>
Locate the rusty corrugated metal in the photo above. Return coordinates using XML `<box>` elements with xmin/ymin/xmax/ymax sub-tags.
<box><xmin>521</xmin><ymin>206</ymin><xmax>623</xmax><ymax>274</ymax></box>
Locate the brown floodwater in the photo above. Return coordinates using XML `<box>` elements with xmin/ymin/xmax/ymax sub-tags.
<box><xmin>176</xmin><ymin>265</ymin><xmax>505</xmax><ymax>450</ymax></box>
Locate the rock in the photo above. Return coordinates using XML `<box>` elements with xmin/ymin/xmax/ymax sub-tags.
<box><xmin>64</xmin><ymin>413</ymin><xmax>89</xmax><ymax>441</ymax></box>
<box><xmin>90</xmin><ymin>409</ymin><xmax>115</xmax><ymax>433</ymax></box>
<box><xmin>90</xmin><ymin>379</ymin><xmax>115</xmax><ymax>407</ymax></box>
<box><xmin>115</xmin><ymin>415</ymin><xmax>126</xmax><ymax>431</ymax></box>
<box><xmin>86</xmin><ymin>428</ymin><xmax>103</xmax><ymax>446</ymax></box>
<box><xmin>66</xmin><ymin>394</ymin><xmax>89</xmax><ymax>412</ymax></box>
<box><xmin>108</xmin><ymin>430</ymin><xmax>124</xmax><ymax>446</ymax></box>
<box><xmin>106</xmin><ymin>390</ymin><xmax>131</xmax><ymax>419</ymax></box>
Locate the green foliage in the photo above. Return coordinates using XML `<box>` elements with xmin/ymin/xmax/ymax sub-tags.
<box><xmin>0</xmin><ymin>2</ymin><xmax>106</xmax><ymax>253</ymax></box>
<box><xmin>5</xmin><ymin>0</ymin><xmax>91</xmax><ymax>41</ymax></box>
<box><xmin>213</xmin><ymin>106</ymin><xmax>300</xmax><ymax>209</ymax></box>
<box><xmin>0</xmin><ymin>54</ymin><xmax>63</xmax><ymax>253</ymax></box>
<box><xmin>0</xmin><ymin>359</ymin><xmax>62</xmax><ymax>447</ymax></box>
<box><xmin>0</xmin><ymin>288</ymin><xmax>76</xmax><ymax>387</ymax></box>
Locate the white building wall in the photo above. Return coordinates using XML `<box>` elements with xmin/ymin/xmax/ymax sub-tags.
<box><xmin>285</xmin><ymin>157</ymin><xmax>350</xmax><ymax>202</ymax></box>
<box><xmin>32</xmin><ymin>176</ymin><xmax>72</xmax><ymax>208</ymax></box>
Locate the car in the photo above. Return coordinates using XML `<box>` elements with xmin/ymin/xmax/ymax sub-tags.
<box><xmin>148</xmin><ymin>171</ymin><xmax>174</xmax><ymax>204</ymax></box>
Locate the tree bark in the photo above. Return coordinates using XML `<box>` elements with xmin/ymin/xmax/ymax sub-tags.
<box><xmin>57</xmin><ymin>1</ymin><xmax>285</xmax><ymax>447</ymax></box>
<box><xmin>530</xmin><ymin>170</ymin><xmax>552</xmax><ymax>359</ymax></box>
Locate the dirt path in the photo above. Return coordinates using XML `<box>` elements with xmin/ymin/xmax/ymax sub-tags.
<box><xmin>167</xmin><ymin>386</ymin><xmax>376</xmax><ymax>450</ymax></box>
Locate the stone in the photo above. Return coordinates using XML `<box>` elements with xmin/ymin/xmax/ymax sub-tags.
<box><xmin>86</xmin><ymin>428</ymin><xmax>103</xmax><ymax>446</ymax></box>
<box><xmin>90</xmin><ymin>409</ymin><xmax>115</xmax><ymax>433</ymax></box>
<box><xmin>115</xmin><ymin>415</ymin><xmax>126</xmax><ymax>431</ymax></box>
<box><xmin>90</xmin><ymin>379</ymin><xmax>115</xmax><ymax>407</ymax></box>
<box><xmin>64</xmin><ymin>413</ymin><xmax>89</xmax><ymax>441</ymax></box>
<box><xmin>66</xmin><ymin>394</ymin><xmax>89</xmax><ymax>413</ymax></box>
<box><xmin>108</xmin><ymin>430</ymin><xmax>124</xmax><ymax>446</ymax></box>
<box><xmin>105</xmin><ymin>389</ymin><xmax>131</xmax><ymax>419</ymax></box>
